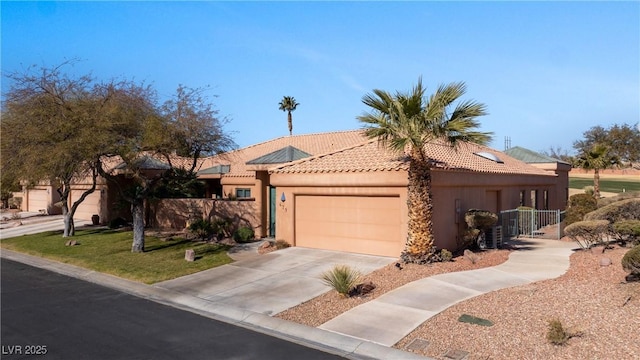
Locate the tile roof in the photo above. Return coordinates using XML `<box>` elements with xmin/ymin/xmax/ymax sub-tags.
<box><xmin>198</xmin><ymin>130</ymin><xmax>368</xmax><ymax>177</ymax></box>
<box><xmin>270</xmin><ymin>138</ymin><xmax>555</xmax><ymax>176</ymax></box>
<box><xmin>504</xmin><ymin>146</ymin><xmax>569</xmax><ymax>164</ymax></box>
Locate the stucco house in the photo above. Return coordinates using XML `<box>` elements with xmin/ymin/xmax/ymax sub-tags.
<box><xmin>195</xmin><ymin>130</ymin><xmax>569</xmax><ymax>256</ymax></box>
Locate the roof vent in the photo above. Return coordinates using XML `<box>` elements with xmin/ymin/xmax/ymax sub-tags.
<box><xmin>474</xmin><ymin>152</ymin><xmax>504</xmax><ymax>164</ymax></box>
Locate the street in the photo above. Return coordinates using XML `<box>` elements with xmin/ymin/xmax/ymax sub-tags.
<box><xmin>1</xmin><ymin>258</ymin><xmax>344</xmax><ymax>360</ymax></box>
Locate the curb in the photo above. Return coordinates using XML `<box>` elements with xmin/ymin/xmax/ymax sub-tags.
<box><xmin>0</xmin><ymin>249</ymin><xmax>431</xmax><ymax>360</ymax></box>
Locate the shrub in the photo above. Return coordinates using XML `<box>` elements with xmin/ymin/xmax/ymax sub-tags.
<box><xmin>108</xmin><ymin>217</ymin><xmax>129</xmax><ymax>229</ymax></box>
<box><xmin>440</xmin><ymin>249</ymin><xmax>453</xmax><ymax>262</ymax></box>
<box><xmin>597</xmin><ymin>191</ymin><xmax>640</xmax><ymax>208</ymax></box>
<box><xmin>546</xmin><ymin>319</ymin><xmax>581</xmax><ymax>345</ymax></box>
<box><xmin>564</xmin><ymin>220</ymin><xmax>610</xmax><ymax>249</ymax></box>
<box><xmin>613</xmin><ymin>220</ymin><xmax>640</xmax><ymax>245</ymax></box>
<box><xmin>188</xmin><ymin>219</ymin><xmax>215</xmax><ymax>241</ymax></box>
<box><xmin>583</xmin><ymin>186</ymin><xmax>594</xmax><ymax>197</ymax></box>
<box><xmin>583</xmin><ymin>198</ymin><xmax>640</xmax><ymax>224</ymax></box>
<box><xmin>565</xmin><ymin>194</ymin><xmax>597</xmax><ymax>226</ymax></box>
<box><xmin>464</xmin><ymin>209</ymin><xmax>498</xmax><ymax>249</ymax></box>
<box><xmin>233</xmin><ymin>226</ymin><xmax>255</xmax><ymax>243</ymax></box>
<box><xmin>274</xmin><ymin>240</ymin><xmax>290</xmax><ymax>249</ymax></box>
<box><xmin>321</xmin><ymin>265</ymin><xmax>362</xmax><ymax>296</ymax></box>
<box><xmin>212</xmin><ymin>218</ymin><xmax>233</xmax><ymax>238</ymax></box>
<box><xmin>621</xmin><ymin>245</ymin><xmax>640</xmax><ymax>275</ymax></box>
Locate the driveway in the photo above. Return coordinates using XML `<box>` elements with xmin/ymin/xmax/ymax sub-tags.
<box><xmin>154</xmin><ymin>247</ymin><xmax>397</xmax><ymax>315</ymax></box>
<box><xmin>0</xmin><ymin>213</ymin><xmax>93</xmax><ymax>239</ymax></box>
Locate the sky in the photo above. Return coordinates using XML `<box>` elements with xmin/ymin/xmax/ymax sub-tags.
<box><xmin>2</xmin><ymin>1</ymin><xmax>639</xmax><ymax>154</ymax></box>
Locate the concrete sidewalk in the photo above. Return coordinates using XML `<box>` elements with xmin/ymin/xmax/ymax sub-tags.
<box><xmin>319</xmin><ymin>238</ymin><xmax>576</xmax><ymax>346</ymax></box>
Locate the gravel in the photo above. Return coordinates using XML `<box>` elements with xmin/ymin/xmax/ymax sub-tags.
<box><xmin>276</xmin><ymin>242</ymin><xmax>640</xmax><ymax>359</ymax></box>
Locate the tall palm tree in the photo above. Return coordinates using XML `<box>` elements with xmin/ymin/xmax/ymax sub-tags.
<box><xmin>358</xmin><ymin>78</ymin><xmax>492</xmax><ymax>263</ymax></box>
<box><xmin>278</xmin><ymin>96</ymin><xmax>299</xmax><ymax>135</ymax></box>
<box><xmin>575</xmin><ymin>143</ymin><xmax>618</xmax><ymax>199</ymax></box>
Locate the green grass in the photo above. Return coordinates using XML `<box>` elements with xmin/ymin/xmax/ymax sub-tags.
<box><xmin>569</xmin><ymin>178</ymin><xmax>640</xmax><ymax>193</ymax></box>
<box><xmin>0</xmin><ymin>228</ymin><xmax>233</xmax><ymax>284</ymax></box>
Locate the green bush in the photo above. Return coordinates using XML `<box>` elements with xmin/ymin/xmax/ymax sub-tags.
<box><xmin>621</xmin><ymin>245</ymin><xmax>640</xmax><ymax>275</ymax></box>
<box><xmin>188</xmin><ymin>219</ymin><xmax>215</xmax><ymax>241</ymax></box>
<box><xmin>565</xmin><ymin>194</ymin><xmax>597</xmax><ymax>226</ymax></box>
<box><xmin>321</xmin><ymin>265</ymin><xmax>362</xmax><ymax>296</ymax></box>
<box><xmin>212</xmin><ymin>218</ymin><xmax>233</xmax><ymax>238</ymax></box>
<box><xmin>232</xmin><ymin>226</ymin><xmax>255</xmax><ymax>243</ymax></box>
<box><xmin>439</xmin><ymin>249</ymin><xmax>453</xmax><ymax>262</ymax></box>
<box><xmin>564</xmin><ymin>220</ymin><xmax>610</xmax><ymax>249</ymax></box>
<box><xmin>584</xmin><ymin>198</ymin><xmax>640</xmax><ymax>224</ymax></box>
<box><xmin>613</xmin><ymin>220</ymin><xmax>640</xmax><ymax>245</ymax></box>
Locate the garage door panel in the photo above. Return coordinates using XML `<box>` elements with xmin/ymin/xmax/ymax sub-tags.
<box><xmin>295</xmin><ymin>195</ymin><xmax>401</xmax><ymax>257</ymax></box>
<box><xmin>28</xmin><ymin>190</ymin><xmax>49</xmax><ymax>212</ymax></box>
<box><xmin>71</xmin><ymin>190</ymin><xmax>101</xmax><ymax>221</ymax></box>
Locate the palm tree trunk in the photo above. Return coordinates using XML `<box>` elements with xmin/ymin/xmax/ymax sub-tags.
<box><xmin>402</xmin><ymin>154</ymin><xmax>436</xmax><ymax>263</ymax></box>
<box><xmin>593</xmin><ymin>169</ymin><xmax>601</xmax><ymax>199</ymax></box>
<box><xmin>287</xmin><ymin>111</ymin><xmax>293</xmax><ymax>135</ymax></box>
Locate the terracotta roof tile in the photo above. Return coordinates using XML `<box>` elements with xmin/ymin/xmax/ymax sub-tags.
<box><xmin>271</xmin><ymin>138</ymin><xmax>554</xmax><ymax>176</ymax></box>
<box><xmin>198</xmin><ymin>130</ymin><xmax>368</xmax><ymax>177</ymax></box>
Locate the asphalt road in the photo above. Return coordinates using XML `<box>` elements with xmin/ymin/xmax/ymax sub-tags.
<box><xmin>1</xmin><ymin>258</ymin><xmax>345</xmax><ymax>360</ymax></box>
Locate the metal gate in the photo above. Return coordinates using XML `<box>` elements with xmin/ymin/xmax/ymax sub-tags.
<box><xmin>499</xmin><ymin>208</ymin><xmax>566</xmax><ymax>240</ymax></box>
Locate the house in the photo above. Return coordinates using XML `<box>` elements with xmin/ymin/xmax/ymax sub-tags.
<box><xmin>503</xmin><ymin>146</ymin><xmax>571</xmax><ymax>208</ymax></box>
<box><xmin>194</xmin><ymin>130</ymin><xmax>569</xmax><ymax>256</ymax></box>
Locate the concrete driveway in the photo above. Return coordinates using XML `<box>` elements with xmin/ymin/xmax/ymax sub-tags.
<box><xmin>154</xmin><ymin>247</ymin><xmax>397</xmax><ymax>315</ymax></box>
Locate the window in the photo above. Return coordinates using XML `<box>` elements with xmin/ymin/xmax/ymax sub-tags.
<box><xmin>235</xmin><ymin>188</ymin><xmax>251</xmax><ymax>198</ymax></box>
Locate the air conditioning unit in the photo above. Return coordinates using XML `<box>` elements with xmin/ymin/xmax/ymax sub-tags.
<box><xmin>485</xmin><ymin>225</ymin><xmax>503</xmax><ymax>249</ymax></box>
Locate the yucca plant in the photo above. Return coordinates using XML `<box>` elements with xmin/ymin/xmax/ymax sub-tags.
<box><xmin>321</xmin><ymin>265</ymin><xmax>362</xmax><ymax>296</ymax></box>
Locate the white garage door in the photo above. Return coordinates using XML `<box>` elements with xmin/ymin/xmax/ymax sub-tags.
<box><xmin>295</xmin><ymin>195</ymin><xmax>402</xmax><ymax>257</ymax></box>
<box><xmin>70</xmin><ymin>190</ymin><xmax>101</xmax><ymax>221</ymax></box>
<box><xmin>27</xmin><ymin>189</ymin><xmax>49</xmax><ymax>213</ymax></box>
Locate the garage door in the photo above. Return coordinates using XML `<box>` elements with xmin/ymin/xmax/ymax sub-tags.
<box><xmin>295</xmin><ymin>195</ymin><xmax>402</xmax><ymax>257</ymax></box>
<box><xmin>27</xmin><ymin>189</ymin><xmax>49</xmax><ymax>213</ymax></box>
<box><xmin>70</xmin><ymin>190</ymin><xmax>101</xmax><ymax>221</ymax></box>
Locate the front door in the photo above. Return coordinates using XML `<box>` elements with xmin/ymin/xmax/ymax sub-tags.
<box><xmin>269</xmin><ymin>186</ymin><xmax>276</xmax><ymax>237</ymax></box>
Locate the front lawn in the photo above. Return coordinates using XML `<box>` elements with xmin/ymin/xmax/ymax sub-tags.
<box><xmin>0</xmin><ymin>228</ymin><xmax>232</xmax><ymax>284</ymax></box>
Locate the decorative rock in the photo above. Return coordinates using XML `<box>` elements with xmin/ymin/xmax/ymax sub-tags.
<box><xmin>599</xmin><ymin>258</ymin><xmax>612</xmax><ymax>267</ymax></box>
<box><xmin>625</xmin><ymin>273</ymin><xmax>640</xmax><ymax>282</ymax></box>
<box><xmin>65</xmin><ymin>240</ymin><xmax>77</xmax><ymax>247</ymax></box>
<box><xmin>185</xmin><ymin>249</ymin><xmax>195</xmax><ymax>262</ymax></box>
<box><xmin>258</xmin><ymin>241</ymin><xmax>272</xmax><ymax>250</ymax></box>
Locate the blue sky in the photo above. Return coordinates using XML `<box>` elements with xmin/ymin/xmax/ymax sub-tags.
<box><xmin>2</xmin><ymin>1</ymin><xmax>639</xmax><ymax>154</ymax></box>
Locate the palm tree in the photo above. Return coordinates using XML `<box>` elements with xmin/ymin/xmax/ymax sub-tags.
<box><xmin>358</xmin><ymin>78</ymin><xmax>492</xmax><ymax>263</ymax></box>
<box><xmin>575</xmin><ymin>143</ymin><xmax>618</xmax><ymax>198</ymax></box>
<box><xmin>278</xmin><ymin>96</ymin><xmax>299</xmax><ymax>135</ymax></box>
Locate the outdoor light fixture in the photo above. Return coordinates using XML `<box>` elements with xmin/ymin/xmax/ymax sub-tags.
<box><xmin>280</xmin><ymin>192</ymin><xmax>286</xmax><ymax>202</ymax></box>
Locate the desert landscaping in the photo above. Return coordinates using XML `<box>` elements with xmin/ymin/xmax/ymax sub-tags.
<box><xmin>277</xmin><ymin>240</ymin><xmax>639</xmax><ymax>359</ymax></box>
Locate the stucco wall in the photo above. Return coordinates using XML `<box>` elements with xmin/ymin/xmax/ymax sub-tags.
<box><xmin>149</xmin><ymin>198</ymin><xmax>260</xmax><ymax>234</ymax></box>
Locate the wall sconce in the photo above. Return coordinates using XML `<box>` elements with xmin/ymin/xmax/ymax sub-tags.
<box><xmin>280</xmin><ymin>192</ymin><xmax>286</xmax><ymax>203</ymax></box>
